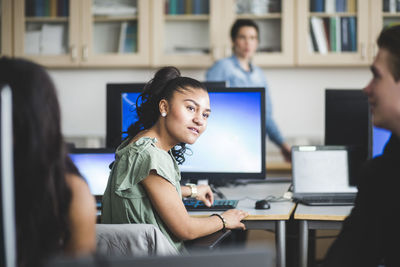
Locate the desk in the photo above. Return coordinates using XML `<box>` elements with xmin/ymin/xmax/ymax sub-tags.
<box><xmin>294</xmin><ymin>204</ymin><xmax>353</xmax><ymax>267</ymax></box>
<box><xmin>190</xmin><ymin>182</ymin><xmax>295</xmax><ymax>267</ymax></box>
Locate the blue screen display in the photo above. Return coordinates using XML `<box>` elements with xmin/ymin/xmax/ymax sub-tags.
<box><xmin>122</xmin><ymin>91</ymin><xmax>263</xmax><ymax>173</ymax></box>
<box><xmin>372</xmin><ymin>126</ymin><xmax>391</xmax><ymax>158</ymax></box>
<box><xmin>69</xmin><ymin>153</ymin><xmax>115</xmax><ymax>195</ymax></box>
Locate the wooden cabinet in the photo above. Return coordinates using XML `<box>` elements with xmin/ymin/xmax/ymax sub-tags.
<box><xmin>151</xmin><ymin>0</ymin><xmax>294</xmax><ymax>68</ymax></box>
<box><xmin>296</xmin><ymin>0</ymin><xmax>370</xmax><ymax>66</ymax></box>
<box><xmin>370</xmin><ymin>0</ymin><xmax>400</xmax><ymax>61</ymax></box>
<box><xmin>13</xmin><ymin>0</ymin><xmax>150</xmax><ymax>67</ymax></box>
<box><xmin>10</xmin><ymin>0</ymin><xmax>399</xmax><ymax>68</ymax></box>
<box><xmin>1</xmin><ymin>0</ymin><xmax>13</xmax><ymax>56</ymax></box>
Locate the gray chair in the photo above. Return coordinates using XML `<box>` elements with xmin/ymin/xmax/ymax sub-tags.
<box><xmin>95</xmin><ymin>224</ymin><xmax>178</xmax><ymax>257</ymax></box>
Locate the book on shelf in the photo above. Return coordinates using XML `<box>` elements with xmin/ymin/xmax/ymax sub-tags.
<box><xmin>335</xmin><ymin>16</ymin><xmax>341</xmax><ymax>52</ymax></box>
<box><xmin>309</xmin><ymin>20</ymin><xmax>319</xmax><ymax>52</ymax></box>
<box><xmin>310</xmin><ymin>16</ymin><xmax>328</xmax><ymax>53</ymax></box>
<box><xmin>325</xmin><ymin>0</ymin><xmax>335</xmax><ymax>13</ymax></box>
<box><xmin>347</xmin><ymin>0</ymin><xmax>356</xmax><ymax>13</ymax></box>
<box><xmin>335</xmin><ymin>0</ymin><xmax>347</xmax><ymax>12</ymax></box>
<box><xmin>341</xmin><ymin>17</ymin><xmax>350</xmax><ymax>51</ymax></box>
<box><xmin>185</xmin><ymin>0</ymin><xmax>193</xmax><ymax>14</ymax></box>
<box><xmin>348</xmin><ymin>17</ymin><xmax>356</xmax><ymax>51</ymax></box>
<box><xmin>119</xmin><ymin>22</ymin><xmax>137</xmax><ymax>53</ymax></box>
<box><xmin>329</xmin><ymin>16</ymin><xmax>337</xmax><ymax>52</ymax></box>
<box><xmin>310</xmin><ymin>0</ymin><xmax>325</xmax><ymax>12</ymax></box>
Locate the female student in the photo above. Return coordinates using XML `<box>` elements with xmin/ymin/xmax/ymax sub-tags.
<box><xmin>101</xmin><ymin>66</ymin><xmax>248</xmax><ymax>252</ymax></box>
<box><xmin>206</xmin><ymin>19</ymin><xmax>291</xmax><ymax>162</ymax></box>
<box><xmin>0</xmin><ymin>57</ymin><xmax>97</xmax><ymax>267</ymax></box>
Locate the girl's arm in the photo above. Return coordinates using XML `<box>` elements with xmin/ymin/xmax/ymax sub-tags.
<box><xmin>141</xmin><ymin>171</ymin><xmax>247</xmax><ymax>241</ymax></box>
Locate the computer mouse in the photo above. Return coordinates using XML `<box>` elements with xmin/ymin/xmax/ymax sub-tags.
<box><xmin>255</xmin><ymin>199</ymin><xmax>270</xmax><ymax>210</ymax></box>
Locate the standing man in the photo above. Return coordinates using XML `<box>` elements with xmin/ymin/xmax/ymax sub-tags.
<box><xmin>206</xmin><ymin>19</ymin><xmax>291</xmax><ymax>162</ymax></box>
<box><xmin>323</xmin><ymin>25</ymin><xmax>400</xmax><ymax>267</ymax></box>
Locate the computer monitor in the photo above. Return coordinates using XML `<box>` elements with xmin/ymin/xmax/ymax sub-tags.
<box><xmin>106</xmin><ymin>81</ymin><xmax>227</xmax><ymax>149</ymax></box>
<box><xmin>106</xmin><ymin>84</ymin><xmax>266</xmax><ymax>184</ymax></box>
<box><xmin>0</xmin><ymin>84</ymin><xmax>17</xmax><ymax>267</ymax></box>
<box><xmin>324</xmin><ymin>89</ymin><xmax>372</xmax><ymax>185</ymax></box>
<box><xmin>69</xmin><ymin>148</ymin><xmax>115</xmax><ymax>198</ymax></box>
<box><xmin>372</xmin><ymin>126</ymin><xmax>392</xmax><ymax>158</ymax></box>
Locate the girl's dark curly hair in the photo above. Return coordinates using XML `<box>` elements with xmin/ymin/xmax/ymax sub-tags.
<box><xmin>126</xmin><ymin>66</ymin><xmax>207</xmax><ymax>164</ymax></box>
<box><xmin>0</xmin><ymin>57</ymin><xmax>78</xmax><ymax>267</ymax></box>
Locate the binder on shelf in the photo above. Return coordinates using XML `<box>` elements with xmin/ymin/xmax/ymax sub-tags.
<box><xmin>341</xmin><ymin>17</ymin><xmax>350</xmax><ymax>51</ymax></box>
<box><xmin>348</xmin><ymin>17</ymin><xmax>357</xmax><ymax>51</ymax></box>
<box><xmin>325</xmin><ymin>0</ymin><xmax>335</xmax><ymax>13</ymax></box>
<box><xmin>329</xmin><ymin>17</ymin><xmax>337</xmax><ymax>52</ymax></box>
<box><xmin>310</xmin><ymin>0</ymin><xmax>324</xmax><ymax>12</ymax></box>
<box><xmin>323</xmin><ymin>18</ymin><xmax>331</xmax><ymax>51</ymax></box>
<box><xmin>24</xmin><ymin>30</ymin><xmax>41</xmax><ymax>54</ymax></box>
<box><xmin>310</xmin><ymin>21</ymin><xmax>319</xmax><ymax>52</ymax></box>
<box><xmin>335</xmin><ymin>15</ymin><xmax>341</xmax><ymax>52</ymax></box>
<box><xmin>118</xmin><ymin>22</ymin><xmax>128</xmax><ymax>53</ymax></box>
<box><xmin>169</xmin><ymin>0</ymin><xmax>178</xmax><ymax>14</ymax></box>
<box><xmin>347</xmin><ymin>0</ymin><xmax>356</xmax><ymax>13</ymax></box>
<box><xmin>185</xmin><ymin>0</ymin><xmax>193</xmax><ymax>14</ymax></box>
<box><xmin>41</xmin><ymin>24</ymin><xmax>65</xmax><ymax>54</ymax></box>
<box><xmin>390</xmin><ymin>0</ymin><xmax>397</xmax><ymax>13</ymax></box>
<box><xmin>124</xmin><ymin>23</ymin><xmax>137</xmax><ymax>53</ymax></box>
<box><xmin>335</xmin><ymin>0</ymin><xmax>347</xmax><ymax>12</ymax></box>
<box><xmin>310</xmin><ymin>16</ymin><xmax>328</xmax><ymax>54</ymax></box>
<box><xmin>35</xmin><ymin>0</ymin><xmax>45</xmax><ymax>17</ymax></box>
<box><xmin>193</xmin><ymin>0</ymin><xmax>208</xmax><ymax>14</ymax></box>
<box><xmin>50</xmin><ymin>0</ymin><xmax>58</xmax><ymax>17</ymax></box>
<box><xmin>177</xmin><ymin>0</ymin><xmax>185</xmax><ymax>14</ymax></box>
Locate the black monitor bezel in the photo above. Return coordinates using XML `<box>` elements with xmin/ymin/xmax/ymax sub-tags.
<box><xmin>106</xmin><ymin>83</ymin><xmax>266</xmax><ymax>182</ymax></box>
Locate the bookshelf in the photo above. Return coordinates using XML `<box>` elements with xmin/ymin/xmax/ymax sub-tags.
<box><xmin>13</xmin><ymin>0</ymin><xmax>150</xmax><ymax>67</ymax></box>
<box><xmin>1</xmin><ymin>0</ymin><xmax>13</xmax><ymax>56</ymax></box>
<box><xmin>296</xmin><ymin>0</ymin><xmax>369</xmax><ymax>66</ymax></box>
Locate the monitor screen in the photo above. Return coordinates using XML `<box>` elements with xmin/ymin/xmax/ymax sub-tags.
<box><xmin>372</xmin><ymin>126</ymin><xmax>391</xmax><ymax>158</ymax></box>
<box><xmin>69</xmin><ymin>148</ymin><xmax>115</xmax><ymax>196</ymax></box>
<box><xmin>324</xmin><ymin>89</ymin><xmax>371</xmax><ymax>185</ymax></box>
<box><xmin>107</xmin><ymin>84</ymin><xmax>266</xmax><ymax>182</ymax></box>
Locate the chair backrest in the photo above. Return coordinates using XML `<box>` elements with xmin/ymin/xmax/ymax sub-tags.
<box><xmin>95</xmin><ymin>224</ymin><xmax>178</xmax><ymax>257</ymax></box>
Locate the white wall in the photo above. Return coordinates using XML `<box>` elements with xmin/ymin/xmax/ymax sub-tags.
<box><xmin>49</xmin><ymin>67</ymin><xmax>371</xmax><ymax>150</ymax></box>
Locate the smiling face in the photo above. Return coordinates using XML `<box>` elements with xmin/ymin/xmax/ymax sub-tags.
<box><xmin>233</xmin><ymin>26</ymin><xmax>259</xmax><ymax>60</ymax></box>
<box><xmin>160</xmin><ymin>87</ymin><xmax>211</xmax><ymax>146</ymax></box>
<box><xmin>363</xmin><ymin>48</ymin><xmax>400</xmax><ymax>133</ymax></box>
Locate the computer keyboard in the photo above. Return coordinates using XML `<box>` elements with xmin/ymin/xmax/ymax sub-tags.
<box><xmin>183</xmin><ymin>199</ymin><xmax>239</xmax><ymax>211</ymax></box>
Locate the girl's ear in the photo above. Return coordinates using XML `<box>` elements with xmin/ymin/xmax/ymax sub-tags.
<box><xmin>159</xmin><ymin>99</ymin><xmax>169</xmax><ymax>117</ymax></box>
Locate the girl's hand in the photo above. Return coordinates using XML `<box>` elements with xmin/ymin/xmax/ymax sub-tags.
<box><xmin>196</xmin><ymin>185</ymin><xmax>214</xmax><ymax>207</ymax></box>
<box><xmin>221</xmin><ymin>209</ymin><xmax>249</xmax><ymax>230</ymax></box>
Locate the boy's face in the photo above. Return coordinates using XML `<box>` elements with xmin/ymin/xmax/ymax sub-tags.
<box><xmin>364</xmin><ymin>48</ymin><xmax>400</xmax><ymax>133</ymax></box>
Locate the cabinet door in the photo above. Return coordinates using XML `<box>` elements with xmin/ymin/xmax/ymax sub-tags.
<box><xmin>80</xmin><ymin>0</ymin><xmax>150</xmax><ymax>67</ymax></box>
<box><xmin>223</xmin><ymin>0</ymin><xmax>294</xmax><ymax>66</ymax></box>
<box><xmin>370</xmin><ymin>0</ymin><xmax>400</xmax><ymax>61</ymax></box>
<box><xmin>13</xmin><ymin>0</ymin><xmax>80</xmax><ymax>67</ymax></box>
<box><xmin>151</xmin><ymin>0</ymin><xmax>221</xmax><ymax>68</ymax></box>
<box><xmin>1</xmin><ymin>0</ymin><xmax>12</xmax><ymax>56</ymax></box>
<box><xmin>296</xmin><ymin>0</ymin><xmax>369</xmax><ymax>66</ymax></box>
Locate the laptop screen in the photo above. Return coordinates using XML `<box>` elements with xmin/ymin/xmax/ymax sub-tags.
<box><xmin>292</xmin><ymin>146</ymin><xmax>358</xmax><ymax>194</ymax></box>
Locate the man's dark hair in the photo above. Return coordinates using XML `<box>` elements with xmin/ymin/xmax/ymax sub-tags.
<box><xmin>230</xmin><ymin>19</ymin><xmax>259</xmax><ymax>42</ymax></box>
<box><xmin>377</xmin><ymin>25</ymin><xmax>400</xmax><ymax>82</ymax></box>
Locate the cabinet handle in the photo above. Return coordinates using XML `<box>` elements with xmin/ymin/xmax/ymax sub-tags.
<box><xmin>82</xmin><ymin>45</ymin><xmax>89</xmax><ymax>61</ymax></box>
<box><xmin>360</xmin><ymin>43</ymin><xmax>366</xmax><ymax>60</ymax></box>
<box><xmin>71</xmin><ymin>45</ymin><xmax>78</xmax><ymax>61</ymax></box>
<box><xmin>372</xmin><ymin>43</ymin><xmax>378</xmax><ymax>58</ymax></box>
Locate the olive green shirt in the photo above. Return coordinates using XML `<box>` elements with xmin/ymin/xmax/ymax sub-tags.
<box><xmin>101</xmin><ymin>137</ymin><xmax>183</xmax><ymax>252</ymax></box>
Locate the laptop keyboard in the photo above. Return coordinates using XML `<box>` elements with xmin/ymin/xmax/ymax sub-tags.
<box><xmin>183</xmin><ymin>199</ymin><xmax>239</xmax><ymax>211</ymax></box>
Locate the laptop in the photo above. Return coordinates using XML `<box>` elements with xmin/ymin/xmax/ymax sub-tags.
<box><xmin>291</xmin><ymin>145</ymin><xmax>357</xmax><ymax>206</ymax></box>
<box><xmin>69</xmin><ymin>148</ymin><xmax>115</xmax><ymax>208</ymax></box>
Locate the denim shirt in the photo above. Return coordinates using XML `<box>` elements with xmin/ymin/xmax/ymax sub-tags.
<box><xmin>206</xmin><ymin>55</ymin><xmax>284</xmax><ymax>146</ymax></box>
